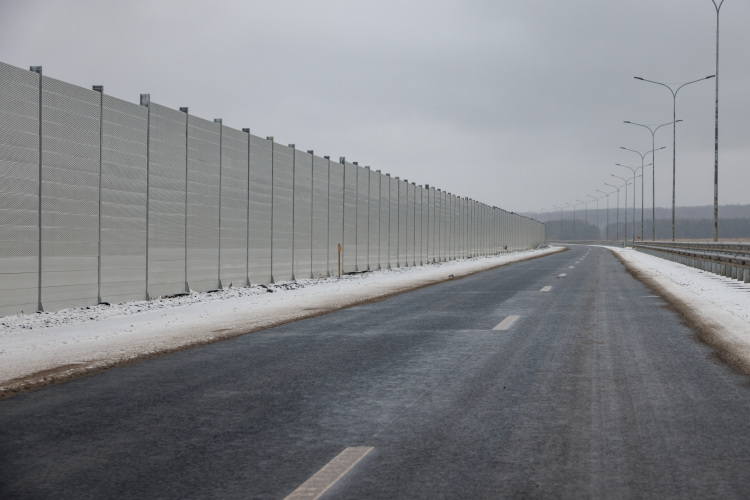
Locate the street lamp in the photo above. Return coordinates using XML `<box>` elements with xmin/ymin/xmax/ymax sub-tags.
<box><xmin>620</xmin><ymin>146</ymin><xmax>663</xmax><ymax>241</ymax></box>
<box><xmin>711</xmin><ymin>0</ymin><xmax>726</xmax><ymax>242</ymax></box>
<box><xmin>623</xmin><ymin>121</ymin><xmax>681</xmax><ymax>240</ymax></box>
<box><xmin>596</xmin><ymin>189</ymin><xmax>613</xmax><ymax>240</ymax></box>
<box><xmin>634</xmin><ymin>74</ymin><xmax>715</xmax><ymax>241</ymax></box>
<box><xmin>610</xmin><ymin>175</ymin><xmax>631</xmax><ymax>242</ymax></box>
<box><xmin>604</xmin><ymin>182</ymin><xmax>628</xmax><ymax>242</ymax></box>
<box><xmin>587</xmin><ymin>194</ymin><xmax>600</xmax><ymax>240</ymax></box>
<box><xmin>553</xmin><ymin>205</ymin><xmax>564</xmax><ymax>240</ymax></box>
<box><xmin>615</xmin><ymin>164</ymin><xmax>649</xmax><ymax>244</ymax></box>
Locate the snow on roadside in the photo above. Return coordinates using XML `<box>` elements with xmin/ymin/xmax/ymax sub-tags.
<box><xmin>0</xmin><ymin>247</ymin><xmax>562</xmax><ymax>391</ymax></box>
<box><xmin>609</xmin><ymin>246</ymin><xmax>750</xmax><ymax>367</ymax></box>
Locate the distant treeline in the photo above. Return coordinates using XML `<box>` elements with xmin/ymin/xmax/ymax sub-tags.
<box><xmin>545</xmin><ymin>218</ymin><xmax>750</xmax><ymax>241</ymax></box>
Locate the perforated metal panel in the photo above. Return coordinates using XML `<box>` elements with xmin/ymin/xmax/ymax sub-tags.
<box><xmin>378</xmin><ymin>173</ymin><xmax>389</xmax><ymax>269</ymax></box>
<box><xmin>248</xmin><ymin>135</ymin><xmax>272</xmax><ymax>284</ymax></box>
<box><xmin>147</xmin><ymin>103</ymin><xmax>187</xmax><ymax>297</ymax></box>
<box><xmin>356</xmin><ymin>165</ymin><xmax>369</xmax><ymax>271</ymax></box>
<box><xmin>405</xmin><ymin>183</ymin><xmax>414</xmax><ymax>266</ymax></box>
<box><xmin>40</xmin><ymin>75</ymin><xmax>100</xmax><ymax>311</ymax></box>
<box><xmin>0</xmin><ymin>63</ymin><xmax>39</xmax><ymax>315</ymax></box>
<box><xmin>186</xmin><ymin>115</ymin><xmax>220</xmax><ymax>291</ymax></box>
<box><xmin>419</xmin><ymin>187</ymin><xmax>428</xmax><ymax>265</ymax></box>
<box><xmin>327</xmin><ymin>160</ymin><xmax>343</xmax><ymax>277</ymax></box>
<box><xmin>367</xmin><ymin>169</ymin><xmax>379</xmax><ymax>271</ymax></box>
<box><xmin>311</xmin><ymin>155</ymin><xmax>329</xmax><ymax>278</ymax></box>
<box><xmin>100</xmin><ymin>94</ymin><xmax>147</xmax><ymax>304</ymax></box>
<box><xmin>342</xmin><ymin>161</ymin><xmax>357</xmax><ymax>273</ymax></box>
<box><xmin>272</xmin><ymin>143</ymin><xmax>293</xmax><ymax>282</ymax></box>
<box><xmin>293</xmin><ymin>149</ymin><xmax>312</xmax><ymax>279</ymax></box>
<box><xmin>220</xmin><ymin>125</ymin><xmax>248</xmax><ymax>287</ymax></box>
<box><xmin>388</xmin><ymin>176</ymin><xmax>399</xmax><ymax>268</ymax></box>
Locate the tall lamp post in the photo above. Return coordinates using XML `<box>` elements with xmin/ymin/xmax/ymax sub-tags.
<box><xmin>605</xmin><ymin>182</ymin><xmax>627</xmax><ymax>242</ymax></box>
<box><xmin>634</xmin><ymin>74</ymin><xmax>715</xmax><ymax>241</ymax></box>
<box><xmin>596</xmin><ymin>189</ymin><xmax>612</xmax><ymax>240</ymax></box>
<box><xmin>623</xmin><ymin>121</ymin><xmax>680</xmax><ymax>240</ymax></box>
<box><xmin>588</xmin><ymin>194</ymin><xmax>600</xmax><ymax>240</ymax></box>
<box><xmin>577</xmin><ymin>198</ymin><xmax>588</xmax><ymax>232</ymax></box>
<box><xmin>553</xmin><ymin>205</ymin><xmax>564</xmax><ymax>240</ymax></box>
<box><xmin>620</xmin><ymin>146</ymin><xmax>663</xmax><ymax>241</ymax></box>
<box><xmin>614</xmin><ymin>165</ymin><xmax>646</xmax><ymax>244</ymax></box>
<box><xmin>711</xmin><ymin>0</ymin><xmax>725</xmax><ymax>242</ymax></box>
<box><xmin>609</xmin><ymin>174</ymin><xmax>635</xmax><ymax>241</ymax></box>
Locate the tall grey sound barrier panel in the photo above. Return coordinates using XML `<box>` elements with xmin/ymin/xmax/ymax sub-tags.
<box><xmin>378</xmin><ymin>174</ymin><xmax>390</xmax><ymax>269</ymax></box>
<box><xmin>40</xmin><ymin>76</ymin><xmax>100</xmax><ymax>311</ymax></box>
<box><xmin>367</xmin><ymin>169</ymin><xmax>379</xmax><ymax>271</ymax></box>
<box><xmin>293</xmin><ymin>149</ymin><xmax>313</xmax><ymax>280</ymax></box>
<box><xmin>311</xmin><ymin>155</ymin><xmax>329</xmax><ymax>278</ymax></box>
<box><xmin>398</xmin><ymin>180</ymin><xmax>407</xmax><ymax>266</ymax></box>
<box><xmin>272</xmin><ymin>143</ymin><xmax>294</xmax><ymax>282</ymax></box>
<box><xmin>219</xmin><ymin>125</ymin><xmax>249</xmax><ymax>287</ymax></box>
<box><xmin>413</xmin><ymin>186</ymin><xmax>424</xmax><ymax>266</ymax></box>
<box><xmin>99</xmin><ymin>94</ymin><xmax>148</xmax><ymax>304</ymax></box>
<box><xmin>147</xmin><ymin>103</ymin><xmax>187</xmax><ymax>298</ymax></box>
<box><xmin>248</xmin><ymin>134</ymin><xmax>272</xmax><ymax>284</ymax></box>
<box><xmin>342</xmin><ymin>161</ymin><xmax>357</xmax><ymax>273</ymax></box>
<box><xmin>186</xmin><ymin>115</ymin><xmax>220</xmax><ymax>291</ymax></box>
<box><xmin>356</xmin><ymin>166</ymin><xmax>369</xmax><ymax>271</ymax></box>
<box><xmin>388</xmin><ymin>176</ymin><xmax>399</xmax><ymax>268</ymax></box>
<box><xmin>406</xmin><ymin>183</ymin><xmax>415</xmax><ymax>267</ymax></box>
<box><xmin>420</xmin><ymin>187</ymin><xmax>430</xmax><ymax>264</ymax></box>
<box><xmin>0</xmin><ymin>62</ymin><xmax>39</xmax><ymax>316</ymax></box>
<box><xmin>327</xmin><ymin>160</ymin><xmax>343</xmax><ymax>276</ymax></box>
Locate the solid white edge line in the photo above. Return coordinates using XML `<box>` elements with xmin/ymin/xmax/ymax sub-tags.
<box><xmin>493</xmin><ymin>315</ymin><xmax>520</xmax><ymax>331</ymax></box>
<box><xmin>285</xmin><ymin>446</ymin><xmax>373</xmax><ymax>500</ymax></box>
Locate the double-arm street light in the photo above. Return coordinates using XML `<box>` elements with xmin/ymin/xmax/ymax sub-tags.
<box><xmin>604</xmin><ymin>182</ymin><xmax>630</xmax><ymax>241</ymax></box>
<box><xmin>634</xmin><ymin>74</ymin><xmax>715</xmax><ymax>241</ymax></box>
<box><xmin>596</xmin><ymin>189</ymin><xmax>612</xmax><ymax>240</ymax></box>
<box><xmin>623</xmin><ymin>121</ymin><xmax>680</xmax><ymax>240</ymax></box>
<box><xmin>620</xmin><ymin>146</ymin><xmax>664</xmax><ymax>241</ymax></box>
<box><xmin>610</xmin><ymin>175</ymin><xmax>631</xmax><ymax>242</ymax></box>
<box><xmin>615</xmin><ymin>165</ymin><xmax>647</xmax><ymax>244</ymax></box>
<box><xmin>553</xmin><ymin>205</ymin><xmax>564</xmax><ymax>240</ymax></box>
<box><xmin>588</xmin><ymin>194</ymin><xmax>600</xmax><ymax>240</ymax></box>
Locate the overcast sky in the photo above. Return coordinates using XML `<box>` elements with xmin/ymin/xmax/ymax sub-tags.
<box><xmin>1</xmin><ymin>0</ymin><xmax>747</xmax><ymax>217</ymax></box>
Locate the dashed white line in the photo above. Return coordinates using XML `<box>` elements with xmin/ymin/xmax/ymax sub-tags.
<box><xmin>493</xmin><ymin>315</ymin><xmax>520</xmax><ymax>331</ymax></box>
<box><xmin>568</xmin><ymin>266</ymin><xmax>575</xmax><ymax>269</ymax></box>
<box><xmin>540</xmin><ymin>286</ymin><xmax>552</xmax><ymax>292</ymax></box>
<box><xmin>558</xmin><ymin>273</ymin><xmax>567</xmax><ymax>278</ymax></box>
<box><xmin>285</xmin><ymin>447</ymin><xmax>373</xmax><ymax>500</ymax></box>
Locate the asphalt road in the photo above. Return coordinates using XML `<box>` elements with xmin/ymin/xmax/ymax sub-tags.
<box><xmin>3</xmin><ymin>246</ymin><xmax>750</xmax><ymax>499</ymax></box>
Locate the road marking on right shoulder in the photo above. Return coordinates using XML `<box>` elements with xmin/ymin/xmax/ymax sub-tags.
<box><xmin>540</xmin><ymin>286</ymin><xmax>552</xmax><ymax>292</ymax></box>
<box><xmin>285</xmin><ymin>446</ymin><xmax>373</xmax><ymax>500</ymax></box>
<box><xmin>493</xmin><ymin>315</ymin><xmax>520</xmax><ymax>331</ymax></box>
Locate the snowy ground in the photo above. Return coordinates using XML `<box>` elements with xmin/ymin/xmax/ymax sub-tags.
<box><xmin>3</xmin><ymin>244</ymin><xmax>750</xmax><ymax>397</ymax></box>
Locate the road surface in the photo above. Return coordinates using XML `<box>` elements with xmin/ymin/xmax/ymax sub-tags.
<box><xmin>3</xmin><ymin>245</ymin><xmax>750</xmax><ymax>499</ymax></box>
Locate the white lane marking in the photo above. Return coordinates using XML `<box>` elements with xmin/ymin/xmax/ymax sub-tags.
<box><xmin>493</xmin><ymin>315</ymin><xmax>520</xmax><ymax>331</ymax></box>
<box><xmin>285</xmin><ymin>446</ymin><xmax>373</xmax><ymax>500</ymax></box>
<box><xmin>540</xmin><ymin>286</ymin><xmax>552</xmax><ymax>292</ymax></box>
<box><xmin>558</xmin><ymin>273</ymin><xmax>567</xmax><ymax>277</ymax></box>
<box><xmin>568</xmin><ymin>266</ymin><xmax>575</xmax><ymax>269</ymax></box>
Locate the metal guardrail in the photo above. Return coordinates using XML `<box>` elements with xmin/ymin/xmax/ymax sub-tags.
<box><xmin>634</xmin><ymin>242</ymin><xmax>750</xmax><ymax>283</ymax></box>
